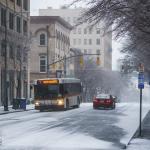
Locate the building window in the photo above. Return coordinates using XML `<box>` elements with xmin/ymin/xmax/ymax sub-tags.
<box><xmin>17</xmin><ymin>46</ymin><xmax>21</xmax><ymax>60</ymax></box>
<box><xmin>96</xmin><ymin>39</ymin><xmax>100</xmax><ymax>45</ymax></box>
<box><xmin>89</xmin><ymin>28</ymin><xmax>92</xmax><ymax>34</ymax></box>
<box><xmin>96</xmin><ymin>28</ymin><xmax>100</xmax><ymax>34</ymax></box>
<box><xmin>96</xmin><ymin>49</ymin><xmax>101</xmax><ymax>55</ymax></box>
<box><xmin>16</xmin><ymin>16</ymin><xmax>21</xmax><ymax>33</ymax></box>
<box><xmin>78</xmin><ymin>39</ymin><xmax>81</xmax><ymax>45</ymax></box>
<box><xmin>23</xmin><ymin>20</ymin><xmax>27</xmax><ymax>34</ymax></box>
<box><xmin>1</xmin><ymin>8</ymin><xmax>6</xmax><ymax>27</ymax></box>
<box><xmin>17</xmin><ymin>0</ymin><xmax>21</xmax><ymax>6</ymax></box>
<box><xmin>73</xmin><ymin>28</ymin><xmax>76</xmax><ymax>34</ymax></box>
<box><xmin>23</xmin><ymin>0</ymin><xmax>28</xmax><ymax>10</ymax></box>
<box><xmin>40</xmin><ymin>55</ymin><xmax>47</xmax><ymax>73</ymax></box>
<box><xmin>23</xmin><ymin>48</ymin><xmax>27</xmax><ymax>62</ymax></box>
<box><xmin>88</xmin><ymin>49</ymin><xmax>91</xmax><ymax>54</ymax></box>
<box><xmin>9</xmin><ymin>12</ymin><xmax>14</xmax><ymax>30</ymax></box>
<box><xmin>84</xmin><ymin>39</ymin><xmax>87</xmax><ymax>45</ymax></box>
<box><xmin>10</xmin><ymin>0</ymin><xmax>14</xmax><ymax>2</ymax></box>
<box><xmin>84</xmin><ymin>49</ymin><xmax>87</xmax><ymax>54</ymax></box>
<box><xmin>89</xmin><ymin>39</ymin><xmax>92</xmax><ymax>45</ymax></box>
<box><xmin>9</xmin><ymin>45</ymin><xmax>14</xmax><ymax>59</ymax></box>
<box><xmin>73</xmin><ymin>39</ymin><xmax>76</xmax><ymax>45</ymax></box>
<box><xmin>40</xmin><ymin>34</ymin><xmax>46</xmax><ymax>45</ymax></box>
<box><xmin>1</xmin><ymin>40</ymin><xmax>6</xmax><ymax>56</ymax></box>
<box><xmin>84</xmin><ymin>28</ymin><xmax>87</xmax><ymax>34</ymax></box>
<box><xmin>78</xmin><ymin>28</ymin><xmax>81</xmax><ymax>34</ymax></box>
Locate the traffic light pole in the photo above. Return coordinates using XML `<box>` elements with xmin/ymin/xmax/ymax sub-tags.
<box><xmin>48</xmin><ymin>53</ymin><xmax>100</xmax><ymax>77</ymax></box>
<box><xmin>46</xmin><ymin>25</ymin><xmax>50</xmax><ymax>78</ymax></box>
<box><xmin>48</xmin><ymin>54</ymin><xmax>100</xmax><ymax>65</ymax></box>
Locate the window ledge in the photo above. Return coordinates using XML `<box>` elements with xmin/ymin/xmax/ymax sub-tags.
<box><xmin>38</xmin><ymin>45</ymin><xmax>47</xmax><ymax>47</ymax></box>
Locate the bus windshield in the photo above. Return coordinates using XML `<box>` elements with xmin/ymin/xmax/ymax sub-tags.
<box><xmin>34</xmin><ymin>84</ymin><xmax>59</xmax><ymax>99</ymax></box>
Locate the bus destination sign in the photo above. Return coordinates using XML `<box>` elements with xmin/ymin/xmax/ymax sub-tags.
<box><xmin>38</xmin><ymin>79</ymin><xmax>58</xmax><ymax>84</ymax></box>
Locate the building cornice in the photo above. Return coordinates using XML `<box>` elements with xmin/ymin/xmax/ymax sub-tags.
<box><xmin>30</xmin><ymin>16</ymin><xmax>73</xmax><ymax>30</ymax></box>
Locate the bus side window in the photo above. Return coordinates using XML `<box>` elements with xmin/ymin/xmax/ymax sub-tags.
<box><xmin>64</xmin><ymin>83</ymin><xmax>69</xmax><ymax>95</ymax></box>
<box><xmin>65</xmin><ymin>91</ymin><xmax>68</xmax><ymax>94</ymax></box>
<box><xmin>59</xmin><ymin>84</ymin><xmax>64</xmax><ymax>95</ymax></box>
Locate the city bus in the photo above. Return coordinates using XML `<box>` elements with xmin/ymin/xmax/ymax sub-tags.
<box><xmin>34</xmin><ymin>78</ymin><xmax>82</xmax><ymax>111</ymax></box>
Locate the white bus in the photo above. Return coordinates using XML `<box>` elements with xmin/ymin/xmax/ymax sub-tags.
<box><xmin>34</xmin><ymin>78</ymin><xmax>82</xmax><ymax>111</ymax></box>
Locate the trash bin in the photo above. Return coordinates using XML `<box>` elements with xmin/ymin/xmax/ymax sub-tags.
<box><xmin>12</xmin><ymin>98</ymin><xmax>20</xmax><ymax>109</ymax></box>
<box><xmin>20</xmin><ymin>98</ymin><xmax>26</xmax><ymax>110</ymax></box>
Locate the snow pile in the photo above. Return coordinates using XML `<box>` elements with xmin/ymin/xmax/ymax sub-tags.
<box><xmin>127</xmin><ymin>138</ymin><xmax>150</xmax><ymax>150</ymax></box>
<box><xmin>115</xmin><ymin>103</ymin><xmax>150</xmax><ymax>146</ymax></box>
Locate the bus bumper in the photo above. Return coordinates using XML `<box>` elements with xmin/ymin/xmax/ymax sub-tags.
<box><xmin>35</xmin><ymin>105</ymin><xmax>64</xmax><ymax>110</ymax></box>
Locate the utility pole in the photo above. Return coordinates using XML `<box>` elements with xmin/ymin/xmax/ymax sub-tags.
<box><xmin>4</xmin><ymin>0</ymin><xmax>8</xmax><ymax>111</ymax></box>
<box><xmin>64</xmin><ymin>55</ymin><xmax>67</xmax><ymax>77</ymax></box>
<box><xmin>46</xmin><ymin>25</ymin><xmax>50</xmax><ymax>78</ymax></box>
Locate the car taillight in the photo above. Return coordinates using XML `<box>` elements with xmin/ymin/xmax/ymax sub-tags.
<box><xmin>106</xmin><ymin>99</ymin><xmax>111</xmax><ymax>103</ymax></box>
<box><xmin>93</xmin><ymin>99</ymin><xmax>98</xmax><ymax>102</ymax></box>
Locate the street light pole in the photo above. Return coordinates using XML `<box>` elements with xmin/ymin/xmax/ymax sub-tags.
<box><xmin>64</xmin><ymin>55</ymin><xmax>67</xmax><ymax>77</ymax></box>
<box><xmin>46</xmin><ymin>25</ymin><xmax>50</xmax><ymax>78</ymax></box>
<box><xmin>4</xmin><ymin>0</ymin><xmax>8</xmax><ymax>111</ymax></box>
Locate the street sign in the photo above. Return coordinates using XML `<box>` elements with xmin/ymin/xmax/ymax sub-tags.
<box><xmin>137</xmin><ymin>66</ymin><xmax>144</xmax><ymax>137</ymax></box>
<box><xmin>138</xmin><ymin>73</ymin><xmax>144</xmax><ymax>89</ymax></box>
<box><xmin>138</xmin><ymin>83</ymin><xmax>144</xmax><ymax>89</ymax></box>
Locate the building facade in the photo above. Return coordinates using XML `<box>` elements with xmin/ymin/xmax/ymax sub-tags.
<box><xmin>39</xmin><ymin>7</ymin><xmax>112</xmax><ymax>70</ymax></box>
<box><xmin>0</xmin><ymin>0</ymin><xmax>30</xmax><ymax>107</ymax></box>
<box><xmin>30</xmin><ymin>16</ymin><xmax>72</xmax><ymax>83</ymax></box>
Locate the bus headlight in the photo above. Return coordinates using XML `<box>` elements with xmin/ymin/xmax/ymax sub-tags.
<box><xmin>35</xmin><ymin>101</ymin><xmax>40</xmax><ymax>106</ymax></box>
<box><xmin>57</xmin><ymin>99</ymin><xmax>64</xmax><ymax>105</ymax></box>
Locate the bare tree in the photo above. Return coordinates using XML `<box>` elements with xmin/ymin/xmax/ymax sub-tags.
<box><xmin>70</xmin><ymin>0</ymin><xmax>150</xmax><ymax>70</ymax></box>
<box><xmin>75</xmin><ymin>58</ymin><xmax>127</xmax><ymax>102</ymax></box>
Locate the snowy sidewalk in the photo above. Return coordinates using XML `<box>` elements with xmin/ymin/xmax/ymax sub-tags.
<box><xmin>0</xmin><ymin>104</ymin><xmax>34</xmax><ymax>115</ymax></box>
<box><xmin>127</xmin><ymin>110</ymin><xmax>150</xmax><ymax>150</ymax></box>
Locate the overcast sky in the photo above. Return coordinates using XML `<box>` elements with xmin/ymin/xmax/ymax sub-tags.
<box><xmin>30</xmin><ymin>0</ymin><xmax>122</xmax><ymax>70</ymax></box>
<box><xmin>30</xmin><ymin>0</ymin><xmax>72</xmax><ymax>16</ymax></box>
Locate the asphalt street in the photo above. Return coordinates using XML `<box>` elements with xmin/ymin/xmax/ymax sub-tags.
<box><xmin>0</xmin><ymin>103</ymin><xmax>147</xmax><ymax>150</ymax></box>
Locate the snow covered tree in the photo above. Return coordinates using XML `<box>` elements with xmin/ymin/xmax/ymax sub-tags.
<box><xmin>70</xmin><ymin>0</ymin><xmax>150</xmax><ymax>70</ymax></box>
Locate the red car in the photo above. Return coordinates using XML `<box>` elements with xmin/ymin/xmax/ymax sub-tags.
<box><xmin>93</xmin><ymin>94</ymin><xmax>116</xmax><ymax>109</ymax></box>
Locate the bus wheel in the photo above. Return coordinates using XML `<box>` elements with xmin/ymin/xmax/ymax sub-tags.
<box><xmin>76</xmin><ymin>99</ymin><xmax>80</xmax><ymax>108</ymax></box>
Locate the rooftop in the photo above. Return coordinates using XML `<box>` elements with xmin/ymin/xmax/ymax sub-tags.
<box><xmin>30</xmin><ymin>16</ymin><xmax>73</xmax><ymax>30</ymax></box>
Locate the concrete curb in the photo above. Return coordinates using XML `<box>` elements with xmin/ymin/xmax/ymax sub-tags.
<box><xmin>0</xmin><ymin>108</ymin><xmax>34</xmax><ymax>115</ymax></box>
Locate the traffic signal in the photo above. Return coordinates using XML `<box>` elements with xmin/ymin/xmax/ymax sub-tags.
<box><xmin>96</xmin><ymin>56</ymin><xmax>100</xmax><ymax>65</ymax></box>
<box><xmin>79</xmin><ymin>55</ymin><xmax>84</xmax><ymax>66</ymax></box>
<box><xmin>52</xmin><ymin>64</ymin><xmax>55</xmax><ymax>69</ymax></box>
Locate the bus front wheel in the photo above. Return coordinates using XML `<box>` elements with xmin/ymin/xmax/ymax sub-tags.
<box><xmin>40</xmin><ymin>109</ymin><xmax>44</xmax><ymax>112</ymax></box>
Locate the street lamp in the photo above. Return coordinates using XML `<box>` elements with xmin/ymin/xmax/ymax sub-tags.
<box><xmin>46</xmin><ymin>25</ymin><xmax>50</xmax><ymax>77</ymax></box>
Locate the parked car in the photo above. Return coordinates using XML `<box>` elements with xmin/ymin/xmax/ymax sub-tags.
<box><xmin>93</xmin><ymin>94</ymin><xmax>116</xmax><ymax>109</ymax></box>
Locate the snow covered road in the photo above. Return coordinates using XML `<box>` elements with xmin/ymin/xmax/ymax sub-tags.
<box><xmin>0</xmin><ymin>102</ymin><xmax>150</xmax><ymax>150</ymax></box>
